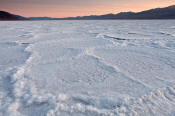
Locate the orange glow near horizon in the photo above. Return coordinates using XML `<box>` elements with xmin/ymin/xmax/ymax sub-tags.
<box><xmin>1</xmin><ymin>0</ymin><xmax>175</xmax><ymax>18</ymax></box>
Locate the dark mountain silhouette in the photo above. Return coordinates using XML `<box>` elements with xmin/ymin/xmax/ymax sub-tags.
<box><xmin>0</xmin><ymin>11</ymin><xmax>26</xmax><ymax>20</ymax></box>
<box><xmin>1</xmin><ymin>5</ymin><xmax>175</xmax><ymax>20</ymax></box>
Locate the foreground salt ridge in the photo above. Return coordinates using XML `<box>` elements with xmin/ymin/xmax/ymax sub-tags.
<box><xmin>0</xmin><ymin>20</ymin><xmax>175</xmax><ymax>116</ymax></box>
<box><xmin>0</xmin><ymin>41</ymin><xmax>30</xmax><ymax>116</ymax></box>
<box><xmin>1</xmin><ymin>30</ymin><xmax>36</xmax><ymax>115</ymax></box>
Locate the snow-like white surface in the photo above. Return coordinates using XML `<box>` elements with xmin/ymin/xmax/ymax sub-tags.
<box><xmin>0</xmin><ymin>20</ymin><xmax>175</xmax><ymax>116</ymax></box>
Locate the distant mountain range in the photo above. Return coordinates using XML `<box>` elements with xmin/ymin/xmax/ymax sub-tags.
<box><xmin>1</xmin><ymin>5</ymin><xmax>175</xmax><ymax>20</ymax></box>
<box><xmin>65</xmin><ymin>5</ymin><xmax>175</xmax><ymax>20</ymax></box>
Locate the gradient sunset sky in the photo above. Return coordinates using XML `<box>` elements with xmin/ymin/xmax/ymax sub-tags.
<box><xmin>1</xmin><ymin>0</ymin><xmax>175</xmax><ymax>18</ymax></box>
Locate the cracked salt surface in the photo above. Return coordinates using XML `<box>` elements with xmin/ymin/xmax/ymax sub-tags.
<box><xmin>0</xmin><ymin>20</ymin><xmax>175</xmax><ymax>116</ymax></box>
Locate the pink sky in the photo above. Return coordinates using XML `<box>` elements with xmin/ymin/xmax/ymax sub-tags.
<box><xmin>1</xmin><ymin>0</ymin><xmax>175</xmax><ymax>18</ymax></box>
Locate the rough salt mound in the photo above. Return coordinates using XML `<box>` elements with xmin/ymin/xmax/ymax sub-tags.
<box><xmin>0</xmin><ymin>20</ymin><xmax>175</xmax><ymax>116</ymax></box>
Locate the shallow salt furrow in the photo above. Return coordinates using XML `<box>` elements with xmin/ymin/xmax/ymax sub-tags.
<box><xmin>84</xmin><ymin>47</ymin><xmax>151</xmax><ymax>89</ymax></box>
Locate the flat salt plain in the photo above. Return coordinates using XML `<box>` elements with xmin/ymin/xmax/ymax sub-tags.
<box><xmin>0</xmin><ymin>20</ymin><xmax>175</xmax><ymax>116</ymax></box>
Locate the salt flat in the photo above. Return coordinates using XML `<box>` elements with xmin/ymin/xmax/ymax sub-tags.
<box><xmin>0</xmin><ymin>20</ymin><xmax>175</xmax><ymax>116</ymax></box>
